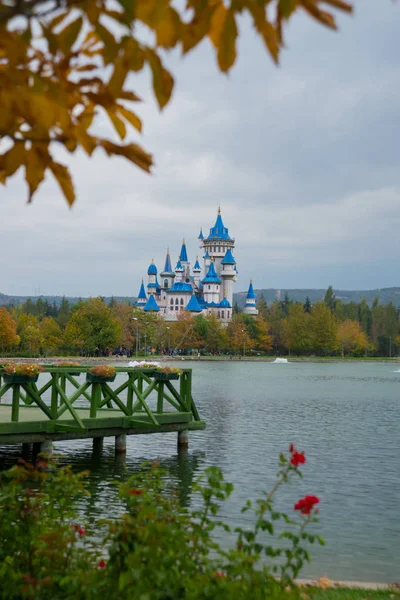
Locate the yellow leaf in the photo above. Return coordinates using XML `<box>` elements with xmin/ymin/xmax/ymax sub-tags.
<box><xmin>120</xmin><ymin>90</ymin><xmax>142</xmax><ymax>102</ymax></box>
<box><xmin>25</xmin><ymin>148</ymin><xmax>49</xmax><ymax>202</ymax></box>
<box><xmin>48</xmin><ymin>11</ymin><xmax>68</xmax><ymax>31</ymax></box>
<box><xmin>116</xmin><ymin>105</ymin><xmax>142</xmax><ymax>132</ymax></box>
<box><xmin>101</xmin><ymin>140</ymin><xmax>152</xmax><ymax>172</ymax></box>
<box><xmin>209</xmin><ymin>2</ymin><xmax>226</xmax><ymax>49</ymax></box>
<box><xmin>155</xmin><ymin>7</ymin><xmax>181</xmax><ymax>49</ymax></box>
<box><xmin>108</xmin><ymin>53</ymin><xmax>130</xmax><ymax>97</ymax></box>
<box><xmin>302</xmin><ymin>1</ymin><xmax>337</xmax><ymax>29</ymax></box>
<box><xmin>322</xmin><ymin>0</ymin><xmax>353</xmax><ymax>13</ymax></box>
<box><xmin>262</xmin><ymin>21</ymin><xmax>280</xmax><ymax>64</ymax></box>
<box><xmin>107</xmin><ymin>109</ymin><xmax>127</xmax><ymax>139</ymax></box>
<box><xmin>49</xmin><ymin>161</ymin><xmax>75</xmax><ymax>206</ymax></box>
<box><xmin>75</xmin><ymin>127</ymin><xmax>97</xmax><ymax>156</ymax></box>
<box><xmin>145</xmin><ymin>48</ymin><xmax>174</xmax><ymax>110</ymax></box>
<box><xmin>95</xmin><ymin>23</ymin><xmax>119</xmax><ymax>63</ymax></box>
<box><xmin>217</xmin><ymin>9</ymin><xmax>238</xmax><ymax>73</ymax></box>
<box><xmin>3</xmin><ymin>143</ymin><xmax>26</xmax><ymax>177</ymax></box>
<box><xmin>58</xmin><ymin>16</ymin><xmax>83</xmax><ymax>54</ymax></box>
<box><xmin>0</xmin><ymin>170</ymin><xmax>6</xmax><ymax>185</ymax></box>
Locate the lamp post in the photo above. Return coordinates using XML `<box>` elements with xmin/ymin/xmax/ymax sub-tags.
<box><xmin>166</xmin><ymin>326</ymin><xmax>171</xmax><ymax>354</ymax></box>
<box><xmin>133</xmin><ymin>317</ymin><xmax>139</xmax><ymax>357</ymax></box>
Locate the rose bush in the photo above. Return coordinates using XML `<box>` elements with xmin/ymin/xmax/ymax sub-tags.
<box><xmin>0</xmin><ymin>446</ymin><xmax>323</xmax><ymax>599</ymax></box>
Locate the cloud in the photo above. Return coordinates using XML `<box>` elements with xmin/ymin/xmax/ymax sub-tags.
<box><xmin>1</xmin><ymin>0</ymin><xmax>399</xmax><ymax>296</ymax></box>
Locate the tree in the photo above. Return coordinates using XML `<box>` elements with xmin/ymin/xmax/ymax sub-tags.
<box><xmin>337</xmin><ymin>320</ymin><xmax>368</xmax><ymax>357</ymax></box>
<box><xmin>0</xmin><ymin>308</ymin><xmax>20</xmax><ymax>350</ymax></box>
<box><xmin>281</xmin><ymin>303</ymin><xmax>311</xmax><ymax>355</ymax></box>
<box><xmin>323</xmin><ymin>285</ymin><xmax>336</xmax><ymax>312</ymax></box>
<box><xmin>58</xmin><ymin>297</ymin><xmax>72</xmax><ymax>328</ymax></box>
<box><xmin>39</xmin><ymin>316</ymin><xmax>62</xmax><ymax>353</ymax></box>
<box><xmin>64</xmin><ymin>298</ymin><xmax>122</xmax><ymax>352</ymax></box>
<box><xmin>0</xmin><ymin>1</ymin><xmax>352</xmax><ymax>205</ymax></box>
<box><xmin>309</xmin><ymin>301</ymin><xmax>338</xmax><ymax>355</ymax></box>
<box><xmin>256</xmin><ymin>296</ymin><xmax>268</xmax><ymax>321</ymax></box>
<box><xmin>170</xmin><ymin>313</ymin><xmax>201</xmax><ymax>352</ymax></box>
<box><xmin>254</xmin><ymin>315</ymin><xmax>273</xmax><ymax>353</ymax></box>
<box><xmin>303</xmin><ymin>296</ymin><xmax>312</xmax><ymax>314</ymax></box>
<box><xmin>227</xmin><ymin>316</ymin><xmax>254</xmax><ymax>355</ymax></box>
<box><xmin>112</xmin><ymin>301</ymin><xmax>136</xmax><ymax>348</ymax></box>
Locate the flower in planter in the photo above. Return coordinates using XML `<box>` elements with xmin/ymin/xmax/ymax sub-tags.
<box><xmin>153</xmin><ymin>366</ymin><xmax>182</xmax><ymax>375</ymax></box>
<box><xmin>88</xmin><ymin>366</ymin><xmax>116</xmax><ymax>378</ymax></box>
<box><xmin>3</xmin><ymin>363</ymin><xmax>44</xmax><ymax>378</ymax></box>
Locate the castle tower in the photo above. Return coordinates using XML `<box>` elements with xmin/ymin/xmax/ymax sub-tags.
<box><xmin>160</xmin><ymin>248</ymin><xmax>175</xmax><ymax>290</ymax></box>
<box><xmin>136</xmin><ymin>279</ymin><xmax>147</xmax><ymax>309</ymax></box>
<box><xmin>143</xmin><ymin>294</ymin><xmax>160</xmax><ymax>313</ymax></box>
<box><xmin>179</xmin><ymin>239</ymin><xmax>190</xmax><ymax>278</ymax></box>
<box><xmin>243</xmin><ymin>280</ymin><xmax>258</xmax><ymax>316</ymax></box>
<box><xmin>175</xmin><ymin>258</ymin><xmax>184</xmax><ymax>283</ymax></box>
<box><xmin>220</xmin><ymin>248</ymin><xmax>236</xmax><ymax>307</ymax></box>
<box><xmin>202</xmin><ymin>207</ymin><xmax>236</xmax><ymax>284</ymax></box>
<box><xmin>198</xmin><ymin>227</ymin><xmax>204</xmax><ymax>252</ymax></box>
<box><xmin>193</xmin><ymin>256</ymin><xmax>202</xmax><ymax>289</ymax></box>
<box><xmin>147</xmin><ymin>260</ymin><xmax>158</xmax><ymax>296</ymax></box>
<box><xmin>202</xmin><ymin>259</ymin><xmax>221</xmax><ymax>306</ymax></box>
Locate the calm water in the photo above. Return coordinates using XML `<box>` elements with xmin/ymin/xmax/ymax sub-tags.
<box><xmin>1</xmin><ymin>361</ymin><xmax>400</xmax><ymax>583</ymax></box>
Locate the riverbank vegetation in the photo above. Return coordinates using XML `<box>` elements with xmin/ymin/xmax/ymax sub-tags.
<box><xmin>1</xmin><ymin>446</ymin><xmax>323</xmax><ymax>599</ymax></box>
<box><xmin>0</xmin><ymin>287</ymin><xmax>399</xmax><ymax>359</ymax></box>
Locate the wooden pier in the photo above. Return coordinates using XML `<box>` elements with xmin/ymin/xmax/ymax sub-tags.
<box><xmin>0</xmin><ymin>366</ymin><xmax>205</xmax><ymax>453</ymax></box>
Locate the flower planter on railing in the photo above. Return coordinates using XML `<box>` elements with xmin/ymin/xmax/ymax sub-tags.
<box><xmin>58</xmin><ymin>363</ymin><xmax>81</xmax><ymax>377</ymax></box>
<box><xmin>3</xmin><ymin>374</ymin><xmax>39</xmax><ymax>385</ymax></box>
<box><xmin>152</xmin><ymin>371</ymin><xmax>180</xmax><ymax>381</ymax></box>
<box><xmin>1</xmin><ymin>363</ymin><xmax>43</xmax><ymax>385</ymax></box>
<box><xmin>86</xmin><ymin>366</ymin><xmax>116</xmax><ymax>384</ymax></box>
<box><xmin>86</xmin><ymin>373</ymin><xmax>116</xmax><ymax>384</ymax></box>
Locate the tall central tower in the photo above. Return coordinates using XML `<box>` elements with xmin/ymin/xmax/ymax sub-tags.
<box><xmin>199</xmin><ymin>208</ymin><xmax>237</xmax><ymax>307</ymax></box>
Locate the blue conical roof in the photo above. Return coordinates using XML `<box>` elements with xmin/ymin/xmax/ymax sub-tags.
<box><xmin>220</xmin><ymin>297</ymin><xmax>231</xmax><ymax>308</ymax></box>
<box><xmin>193</xmin><ymin>257</ymin><xmax>201</xmax><ymax>270</ymax></box>
<box><xmin>162</xmin><ymin>249</ymin><xmax>173</xmax><ymax>273</ymax></box>
<box><xmin>179</xmin><ymin>240</ymin><xmax>188</xmax><ymax>262</ymax></box>
<box><xmin>175</xmin><ymin>259</ymin><xmax>183</xmax><ymax>271</ymax></box>
<box><xmin>144</xmin><ymin>294</ymin><xmax>160</xmax><ymax>312</ymax></box>
<box><xmin>203</xmin><ymin>250</ymin><xmax>210</xmax><ymax>259</ymax></box>
<box><xmin>147</xmin><ymin>260</ymin><xmax>157</xmax><ymax>275</ymax></box>
<box><xmin>185</xmin><ymin>294</ymin><xmax>203</xmax><ymax>313</ymax></box>
<box><xmin>206</xmin><ymin>209</ymin><xmax>231</xmax><ymax>241</ymax></box>
<box><xmin>202</xmin><ymin>261</ymin><xmax>221</xmax><ymax>284</ymax></box>
<box><xmin>221</xmin><ymin>248</ymin><xmax>236</xmax><ymax>265</ymax></box>
<box><xmin>247</xmin><ymin>281</ymin><xmax>256</xmax><ymax>299</ymax></box>
<box><xmin>137</xmin><ymin>280</ymin><xmax>147</xmax><ymax>300</ymax></box>
<box><xmin>198</xmin><ymin>228</ymin><xmax>204</xmax><ymax>240</ymax></box>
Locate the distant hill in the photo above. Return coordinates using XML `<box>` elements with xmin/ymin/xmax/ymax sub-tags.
<box><xmin>233</xmin><ymin>287</ymin><xmax>400</xmax><ymax>309</ymax></box>
<box><xmin>1</xmin><ymin>288</ymin><xmax>400</xmax><ymax>310</ymax></box>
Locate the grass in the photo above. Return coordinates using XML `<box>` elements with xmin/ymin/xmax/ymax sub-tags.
<box><xmin>308</xmin><ymin>587</ymin><xmax>400</xmax><ymax>600</ymax></box>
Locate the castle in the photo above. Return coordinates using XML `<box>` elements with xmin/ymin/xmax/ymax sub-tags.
<box><xmin>136</xmin><ymin>209</ymin><xmax>258</xmax><ymax>323</ymax></box>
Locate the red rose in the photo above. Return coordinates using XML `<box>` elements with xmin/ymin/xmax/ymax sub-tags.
<box><xmin>129</xmin><ymin>489</ymin><xmax>142</xmax><ymax>496</ymax></box>
<box><xmin>294</xmin><ymin>495</ymin><xmax>320</xmax><ymax>515</ymax></box>
<box><xmin>290</xmin><ymin>451</ymin><xmax>306</xmax><ymax>467</ymax></box>
<box><xmin>98</xmin><ymin>560</ymin><xmax>106</xmax><ymax>569</ymax></box>
<box><xmin>78</xmin><ymin>527</ymin><xmax>85</xmax><ymax>536</ymax></box>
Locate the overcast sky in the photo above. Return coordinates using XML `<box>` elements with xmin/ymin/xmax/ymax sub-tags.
<box><xmin>1</xmin><ymin>1</ymin><xmax>399</xmax><ymax>297</ymax></box>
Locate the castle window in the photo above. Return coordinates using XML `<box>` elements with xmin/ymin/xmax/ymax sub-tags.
<box><xmin>175</xmin><ymin>298</ymin><xmax>179</xmax><ymax>305</ymax></box>
<box><xmin>175</xmin><ymin>305</ymin><xmax>178</xmax><ymax>311</ymax></box>
<box><xmin>218</xmin><ymin>246</ymin><xmax>221</xmax><ymax>253</ymax></box>
<box><xmin>164</xmin><ymin>279</ymin><xmax>169</xmax><ymax>289</ymax></box>
<box><xmin>170</xmin><ymin>298</ymin><xmax>174</xmax><ymax>305</ymax></box>
<box><xmin>221</xmin><ymin>310</ymin><xmax>225</xmax><ymax>319</ymax></box>
<box><xmin>180</xmin><ymin>298</ymin><xmax>184</xmax><ymax>305</ymax></box>
<box><xmin>208</xmin><ymin>285</ymin><xmax>211</xmax><ymax>290</ymax></box>
<box><xmin>217</xmin><ymin>310</ymin><xmax>220</xmax><ymax>318</ymax></box>
<box><xmin>227</xmin><ymin>311</ymin><xmax>230</xmax><ymax>319</ymax></box>
<box><xmin>213</xmin><ymin>246</ymin><xmax>216</xmax><ymax>253</ymax></box>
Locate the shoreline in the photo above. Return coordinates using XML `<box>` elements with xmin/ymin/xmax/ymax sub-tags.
<box><xmin>1</xmin><ymin>356</ymin><xmax>400</xmax><ymax>365</ymax></box>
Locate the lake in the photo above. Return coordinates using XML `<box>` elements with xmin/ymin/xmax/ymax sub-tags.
<box><xmin>1</xmin><ymin>360</ymin><xmax>399</xmax><ymax>583</ymax></box>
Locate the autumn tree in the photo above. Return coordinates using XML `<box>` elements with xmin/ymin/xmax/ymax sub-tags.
<box><xmin>309</xmin><ymin>301</ymin><xmax>338</xmax><ymax>355</ymax></box>
<box><xmin>324</xmin><ymin>285</ymin><xmax>336</xmax><ymax>312</ymax></box>
<box><xmin>337</xmin><ymin>319</ymin><xmax>368</xmax><ymax>357</ymax></box>
<box><xmin>0</xmin><ymin>1</ymin><xmax>352</xmax><ymax>205</ymax></box>
<box><xmin>228</xmin><ymin>315</ymin><xmax>254</xmax><ymax>355</ymax></box>
<box><xmin>170</xmin><ymin>313</ymin><xmax>201</xmax><ymax>351</ymax></box>
<box><xmin>0</xmin><ymin>307</ymin><xmax>20</xmax><ymax>351</ymax></box>
<box><xmin>281</xmin><ymin>303</ymin><xmax>311</xmax><ymax>355</ymax></box>
<box><xmin>254</xmin><ymin>315</ymin><xmax>273</xmax><ymax>353</ymax></box>
<box><xmin>39</xmin><ymin>316</ymin><xmax>62</xmax><ymax>353</ymax></box>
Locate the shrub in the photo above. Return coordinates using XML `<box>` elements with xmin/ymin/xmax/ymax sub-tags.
<box><xmin>0</xmin><ymin>446</ymin><xmax>323</xmax><ymax>599</ymax></box>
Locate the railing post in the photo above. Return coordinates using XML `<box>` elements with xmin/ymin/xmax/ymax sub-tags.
<box><xmin>51</xmin><ymin>373</ymin><xmax>58</xmax><ymax>418</ymax></box>
<box><xmin>186</xmin><ymin>371</ymin><xmax>192</xmax><ymax>413</ymax></box>
<box><xmin>180</xmin><ymin>372</ymin><xmax>186</xmax><ymax>409</ymax></box>
<box><xmin>90</xmin><ymin>383</ymin><xmax>101</xmax><ymax>418</ymax></box>
<box><xmin>157</xmin><ymin>381</ymin><xmax>164</xmax><ymax>414</ymax></box>
<box><xmin>11</xmin><ymin>384</ymin><xmax>19</xmax><ymax>422</ymax></box>
<box><xmin>137</xmin><ymin>374</ymin><xmax>143</xmax><ymax>411</ymax></box>
<box><xmin>127</xmin><ymin>373</ymin><xmax>133</xmax><ymax>415</ymax></box>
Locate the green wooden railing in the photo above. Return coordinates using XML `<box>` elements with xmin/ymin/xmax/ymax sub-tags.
<box><xmin>0</xmin><ymin>367</ymin><xmax>204</xmax><ymax>437</ymax></box>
